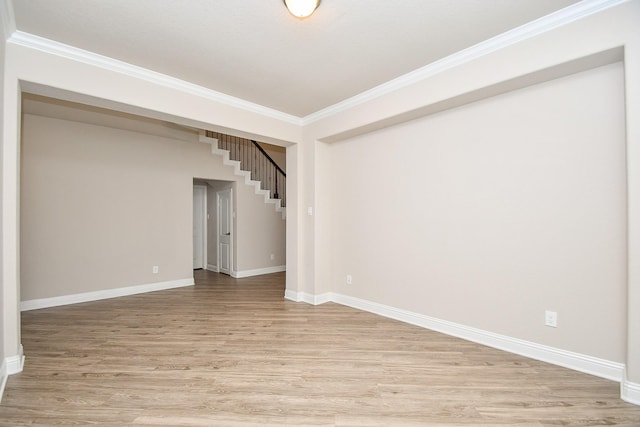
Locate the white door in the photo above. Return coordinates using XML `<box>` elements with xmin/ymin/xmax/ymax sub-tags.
<box><xmin>217</xmin><ymin>188</ymin><xmax>232</xmax><ymax>275</ymax></box>
<box><xmin>193</xmin><ymin>185</ymin><xmax>207</xmax><ymax>269</ymax></box>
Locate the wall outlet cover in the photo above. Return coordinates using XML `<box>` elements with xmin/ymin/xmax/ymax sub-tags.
<box><xmin>545</xmin><ymin>310</ymin><xmax>558</xmax><ymax>327</ymax></box>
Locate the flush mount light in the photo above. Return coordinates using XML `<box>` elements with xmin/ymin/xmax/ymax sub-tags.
<box><xmin>284</xmin><ymin>0</ymin><xmax>320</xmax><ymax>19</ymax></box>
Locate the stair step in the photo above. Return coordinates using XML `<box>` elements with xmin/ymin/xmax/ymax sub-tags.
<box><xmin>199</xmin><ymin>133</ymin><xmax>286</xmax><ymax>220</ymax></box>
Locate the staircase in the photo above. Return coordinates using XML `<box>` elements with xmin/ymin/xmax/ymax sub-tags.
<box><xmin>199</xmin><ymin>131</ymin><xmax>286</xmax><ymax>219</ymax></box>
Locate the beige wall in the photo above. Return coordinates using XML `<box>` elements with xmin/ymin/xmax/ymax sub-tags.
<box><xmin>20</xmin><ymin>107</ymin><xmax>285</xmax><ymax>301</ymax></box>
<box><xmin>327</xmin><ymin>63</ymin><xmax>626</xmax><ymax>363</ymax></box>
<box><xmin>285</xmin><ymin>143</ymin><xmax>299</xmax><ymax>295</ymax></box>
<box><xmin>0</xmin><ymin>9</ymin><xmax>6</xmax><ymax>369</ymax></box>
<box><xmin>258</xmin><ymin>141</ymin><xmax>286</xmax><ymax>172</ymax></box>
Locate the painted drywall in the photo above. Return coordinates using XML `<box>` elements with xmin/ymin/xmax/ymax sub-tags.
<box><xmin>258</xmin><ymin>141</ymin><xmax>286</xmax><ymax>172</ymax></box>
<box><xmin>0</xmin><ymin>5</ymin><xmax>6</xmax><ymax>368</ymax></box>
<box><xmin>20</xmin><ymin>110</ymin><xmax>285</xmax><ymax>301</ymax></box>
<box><xmin>1</xmin><ymin>18</ymin><xmax>21</xmax><ymax>369</ymax></box>
<box><xmin>328</xmin><ymin>62</ymin><xmax>626</xmax><ymax>363</ymax></box>
<box><xmin>285</xmin><ymin>143</ymin><xmax>298</xmax><ymax>297</ymax></box>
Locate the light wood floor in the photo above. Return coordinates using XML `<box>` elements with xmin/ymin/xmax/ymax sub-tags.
<box><xmin>1</xmin><ymin>270</ymin><xmax>639</xmax><ymax>426</ymax></box>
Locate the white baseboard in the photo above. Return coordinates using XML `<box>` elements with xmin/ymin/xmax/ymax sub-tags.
<box><xmin>232</xmin><ymin>265</ymin><xmax>286</xmax><ymax>279</ymax></box>
<box><xmin>284</xmin><ymin>289</ymin><xmax>331</xmax><ymax>305</ymax></box>
<box><xmin>1</xmin><ymin>344</ymin><xmax>25</xmax><ymax>403</ymax></box>
<box><xmin>292</xmin><ymin>291</ymin><xmax>625</xmax><ymax>385</ymax></box>
<box><xmin>284</xmin><ymin>289</ymin><xmax>299</xmax><ymax>302</ymax></box>
<box><xmin>6</xmin><ymin>344</ymin><xmax>25</xmax><ymax>375</ymax></box>
<box><xmin>206</xmin><ymin>264</ymin><xmax>219</xmax><ymax>272</ymax></box>
<box><xmin>20</xmin><ymin>278</ymin><xmax>195</xmax><ymax>311</ymax></box>
<box><xmin>622</xmin><ymin>375</ymin><xmax>640</xmax><ymax>406</ymax></box>
<box><xmin>0</xmin><ymin>357</ymin><xmax>6</xmax><ymax>403</ymax></box>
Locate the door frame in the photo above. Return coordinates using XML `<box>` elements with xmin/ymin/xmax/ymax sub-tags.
<box><xmin>216</xmin><ymin>188</ymin><xmax>233</xmax><ymax>275</ymax></box>
<box><xmin>193</xmin><ymin>184</ymin><xmax>207</xmax><ymax>270</ymax></box>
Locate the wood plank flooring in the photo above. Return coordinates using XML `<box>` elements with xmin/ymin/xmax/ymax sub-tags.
<box><xmin>1</xmin><ymin>270</ymin><xmax>639</xmax><ymax>426</ymax></box>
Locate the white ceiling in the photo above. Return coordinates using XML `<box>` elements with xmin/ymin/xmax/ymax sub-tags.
<box><xmin>11</xmin><ymin>0</ymin><xmax>580</xmax><ymax>118</ymax></box>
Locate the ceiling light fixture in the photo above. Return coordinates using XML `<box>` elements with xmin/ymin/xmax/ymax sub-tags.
<box><xmin>284</xmin><ymin>0</ymin><xmax>320</xmax><ymax>19</ymax></box>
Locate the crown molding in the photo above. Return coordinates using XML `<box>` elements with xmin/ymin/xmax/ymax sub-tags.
<box><xmin>7</xmin><ymin>30</ymin><xmax>303</xmax><ymax>126</ymax></box>
<box><xmin>302</xmin><ymin>0</ymin><xmax>629</xmax><ymax>125</ymax></box>
<box><xmin>0</xmin><ymin>0</ymin><xmax>16</xmax><ymax>41</ymax></box>
<box><xmin>5</xmin><ymin>0</ymin><xmax>627</xmax><ymax>128</ymax></box>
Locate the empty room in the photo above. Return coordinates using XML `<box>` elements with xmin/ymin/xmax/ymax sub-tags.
<box><xmin>1</xmin><ymin>0</ymin><xmax>640</xmax><ymax>425</ymax></box>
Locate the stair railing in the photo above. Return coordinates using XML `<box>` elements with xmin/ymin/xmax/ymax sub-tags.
<box><xmin>206</xmin><ymin>131</ymin><xmax>286</xmax><ymax>207</ymax></box>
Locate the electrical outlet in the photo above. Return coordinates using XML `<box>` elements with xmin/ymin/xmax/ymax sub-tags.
<box><xmin>346</xmin><ymin>274</ymin><xmax>352</xmax><ymax>285</ymax></box>
<box><xmin>270</xmin><ymin>253</ymin><xmax>275</xmax><ymax>261</ymax></box>
<box><xmin>545</xmin><ymin>310</ymin><xmax>557</xmax><ymax>327</ymax></box>
<box><xmin>152</xmin><ymin>266</ymin><xmax>159</xmax><ymax>274</ymax></box>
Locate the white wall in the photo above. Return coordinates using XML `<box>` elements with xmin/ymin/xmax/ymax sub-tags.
<box><xmin>20</xmin><ymin>105</ymin><xmax>286</xmax><ymax>301</ymax></box>
<box><xmin>328</xmin><ymin>63</ymin><xmax>626</xmax><ymax>363</ymax></box>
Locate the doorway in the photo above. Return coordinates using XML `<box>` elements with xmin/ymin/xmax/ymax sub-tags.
<box><xmin>193</xmin><ymin>185</ymin><xmax>207</xmax><ymax>269</ymax></box>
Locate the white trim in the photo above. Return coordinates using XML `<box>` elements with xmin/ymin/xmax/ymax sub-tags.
<box><xmin>0</xmin><ymin>0</ymin><xmax>16</xmax><ymax>41</ymax></box>
<box><xmin>232</xmin><ymin>265</ymin><xmax>286</xmax><ymax>279</ymax></box>
<box><xmin>622</xmin><ymin>376</ymin><xmax>640</xmax><ymax>406</ymax></box>
<box><xmin>292</xmin><ymin>291</ymin><xmax>625</xmax><ymax>384</ymax></box>
<box><xmin>335</xmin><ymin>293</ymin><xmax>624</xmax><ymax>381</ymax></box>
<box><xmin>0</xmin><ymin>357</ymin><xmax>6</xmax><ymax>403</ymax></box>
<box><xmin>0</xmin><ymin>345</ymin><xmax>25</xmax><ymax>403</ymax></box>
<box><xmin>3</xmin><ymin>1</ymin><xmax>626</xmax><ymax>125</ymax></box>
<box><xmin>7</xmin><ymin>31</ymin><xmax>302</xmax><ymax>126</ymax></box>
<box><xmin>206</xmin><ymin>264</ymin><xmax>219</xmax><ymax>273</ymax></box>
<box><xmin>20</xmin><ymin>278</ymin><xmax>194</xmax><ymax>311</ymax></box>
<box><xmin>284</xmin><ymin>289</ymin><xmax>300</xmax><ymax>302</ymax></box>
<box><xmin>6</xmin><ymin>344</ymin><xmax>24</xmax><ymax>375</ymax></box>
<box><xmin>283</xmin><ymin>290</ymin><xmax>331</xmax><ymax>305</ymax></box>
<box><xmin>302</xmin><ymin>0</ymin><xmax>629</xmax><ymax>125</ymax></box>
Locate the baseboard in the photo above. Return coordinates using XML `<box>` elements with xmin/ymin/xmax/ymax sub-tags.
<box><xmin>622</xmin><ymin>376</ymin><xmax>640</xmax><ymax>405</ymax></box>
<box><xmin>20</xmin><ymin>278</ymin><xmax>195</xmax><ymax>311</ymax></box>
<box><xmin>297</xmin><ymin>292</ymin><xmax>624</xmax><ymax>384</ymax></box>
<box><xmin>284</xmin><ymin>289</ymin><xmax>331</xmax><ymax>305</ymax></box>
<box><xmin>1</xmin><ymin>344</ymin><xmax>25</xmax><ymax>403</ymax></box>
<box><xmin>284</xmin><ymin>289</ymin><xmax>299</xmax><ymax>302</ymax></box>
<box><xmin>206</xmin><ymin>264</ymin><xmax>219</xmax><ymax>272</ymax></box>
<box><xmin>232</xmin><ymin>265</ymin><xmax>286</xmax><ymax>279</ymax></box>
<box><xmin>0</xmin><ymin>357</ymin><xmax>6</xmax><ymax>403</ymax></box>
<box><xmin>6</xmin><ymin>344</ymin><xmax>25</xmax><ymax>375</ymax></box>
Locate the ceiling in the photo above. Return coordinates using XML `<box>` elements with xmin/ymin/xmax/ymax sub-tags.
<box><xmin>11</xmin><ymin>0</ymin><xmax>581</xmax><ymax>118</ymax></box>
